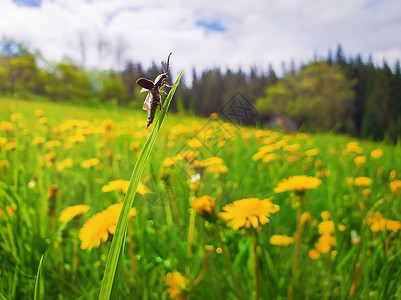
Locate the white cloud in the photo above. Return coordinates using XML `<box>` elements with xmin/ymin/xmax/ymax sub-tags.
<box><xmin>0</xmin><ymin>0</ymin><xmax>401</xmax><ymax>82</ymax></box>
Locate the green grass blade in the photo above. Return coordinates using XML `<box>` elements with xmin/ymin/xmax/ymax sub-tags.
<box><xmin>98</xmin><ymin>70</ymin><xmax>183</xmax><ymax>300</ymax></box>
<box><xmin>0</xmin><ymin>291</ymin><xmax>8</xmax><ymax>300</ymax></box>
<box><xmin>34</xmin><ymin>254</ymin><xmax>44</xmax><ymax>300</ymax></box>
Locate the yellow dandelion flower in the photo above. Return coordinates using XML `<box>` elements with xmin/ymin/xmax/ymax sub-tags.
<box><xmin>217</xmin><ymin>140</ymin><xmax>227</xmax><ymax>148</ymax></box>
<box><xmin>35</xmin><ymin>109</ymin><xmax>45</xmax><ymax>117</ymax></box>
<box><xmin>59</xmin><ymin>205</ymin><xmax>90</xmax><ymax>223</ymax></box>
<box><xmin>363</xmin><ymin>188</ymin><xmax>371</xmax><ymax>198</ymax></box>
<box><xmin>314</xmin><ymin>156</ymin><xmax>325</xmax><ymax>166</ymax></box>
<box><xmin>305</xmin><ymin>148</ymin><xmax>320</xmax><ymax>157</ymax></box>
<box><xmin>274</xmin><ymin>140</ymin><xmax>287</xmax><ymax>149</ymax></box>
<box><xmin>297</xmin><ymin>133</ymin><xmax>309</xmax><ymax>140</ymax></box>
<box><xmin>274</xmin><ymin>175</ymin><xmax>321</xmax><ymax>194</ymax></box>
<box><xmin>0</xmin><ymin>205</ymin><xmax>15</xmax><ymax>217</ymax></box>
<box><xmin>189</xmin><ymin>181</ymin><xmax>200</xmax><ymax>191</ymax></box>
<box><xmin>39</xmin><ymin>117</ymin><xmax>48</xmax><ymax>125</ymax></box>
<box><xmin>205</xmin><ymin>164</ymin><xmax>228</xmax><ymax>174</ymax></box>
<box><xmin>32</xmin><ymin>136</ymin><xmax>45</xmax><ymax>146</ymax></box>
<box><xmin>321</xmin><ymin>211</ymin><xmax>331</xmax><ymax>220</ymax></box>
<box><xmin>164</xmin><ymin>270</ymin><xmax>189</xmax><ymax>300</ymax></box>
<box><xmin>262</xmin><ymin>153</ymin><xmax>276</xmax><ymax>163</ymax></box>
<box><xmin>210</xmin><ymin>112</ymin><xmax>219</xmax><ymax>119</ymax></box>
<box><xmin>283</xmin><ymin>144</ymin><xmax>300</xmax><ymax>153</ymax></box>
<box><xmin>367</xmin><ymin>212</ymin><xmax>386</xmax><ymax>232</ymax></box>
<box><xmin>190</xmin><ymin>195</ymin><xmax>216</xmax><ymax>221</ymax></box>
<box><xmin>105</xmin><ymin>149</ymin><xmax>113</xmax><ymax>159</ymax></box>
<box><xmin>258</xmin><ymin>145</ymin><xmax>275</xmax><ymax>154</ymax></box>
<box><xmin>347</xmin><ymin>177</ymin><xmax>354</xmax><ymax>185</ymax></box>
<box><xmin>44</xmin><ymin>140</ymin><xmax>62</xmax><ymax>150</ymax></box>
<box><xmin>187</xmin><ymin>138</ymin><xmax>202</xmax><ymax>149</ymax></box>
<box><xmin>309</xmin><ymin>248</ymin><xmax>320</xmax><ymax>260</ymax></box>
<box><xmin>129</xmin><ymin>142</ymin><xmax>140</xmax><ymax>151</ymax></box>
<box><xmin>390</xmin><ymin>170</ymin><xmax>397</xmax><ymax>181</ymax></box>
<box><xmin>318</xmin><ymin>220</ymin><xmax>334</xmax><ymax>235</ymax></box>
<box><xmin>345</xmin><ymin>142</ymin><xmax>363</xmax><ymax>154</ymax></box>
<box><xmin>220</xmin><ymin>198</ymin><xmax>279</xmax><ymax>230</ymax></box>
<box><xmin>204</xmin><ymin>157</ymin><xmax>224</xmax><ymax>166</ymax></box>
<box><xmin>354</xmin><ymin>156</ymin><xmax>366</xmax><ymax>165</ymax></box>
<box><xmin>252</xmin><ymin>152</ymin><xmax>264</xmax><ymax>161</ymax></box>
<box><xmin>1</xmin><ymin>160</ymin><xmax>9</xmax><ymax>171</ymax></box>
<box><xmin>263</xmin><ymin>137</ymin><xmax>276</xmax><ymax>144</ymax></box>
<box><xmin>102</xmin><ymin>119</ymin><xmax>114</xmax><ymax>131</ymax></box>
<box><xmin>176</xmin><ymin>151</ymin><xmax>199</xmax><ymax>162</ymax></box>
<box><xmin>1</xmin><ymin>121</ymin><xmax>13</xmax><ymax>133</ymax></box>
<box><xmin>44</xmin><ymin>153</ymin><xmax>56</xmax><ymax>164</ymax></box>
<box><xmin>254</xmin><ymin>130</ymin><xmax>266</xmax><ymax>139</ymax></box>
<box><xmin>5</xmin><ymin>140</ymin><xmax>16</xmax><ymax>151</ymax></box>
<box><xmin>79</xmin><ymin>203</ymin><xmax>136</xmax><ymax>250</ymax></box>
<box><xmin>81</xmin><ymin>158</ymin><xmax>100</xmax><ymax>169</ymax></box>
<box><xmin>69</xmin><ymin>135</ymin><xmax>86</xmax><ymax>143</ymax></box>
<box><xmin>288</xmin><ymin>155</ymin><xmax>298</xmax><ymax>164</ymax></box>
<box><xmin>354</xmin><ymin>177</ymin><xmax>372</xmax><ymax>187</ymax></box>
<box><xmin>315</xmin><ymin>233</ymin><xmax>336</xmax><ymax>253</ymax></box>
<box><xmin>269</xmin><ymin>235</ymin><xmax>294</xmax><ymax>246</ymax></box>
<box><xmin>191</xmin><ymin>160</ymin><xmax>208</xmax><ymax>171</ymax></box>
<box><xmin>370</xmin><ymin>149</ymin><xmax>383</xmax><ymax>159</ymax></box>
<box><xmin>338</xmin><ymin>224</ymin><xmax>347</xmax><ymax>232</ymax></box>
<box><xmin>10</xmin><ymin>113</ymin><xmax>21</xmax><ymax>122</ymax></box>
<box><xmin>241</xmin><ymin>131</ymin><xmax>252</xmax><ymax>139</ymax></box>
<box><xmin>57</xmin><ymin>158</ymin><xmax>73</xmax><ymax>172</ymax></box>
<box><xmin>0</xmin><ymin>137</ymin><xmax>7</xmax><ymax>147</ymax></box>
<box><xmin>101</xmin><ymin>180</ymin><xmax>149</xmax><ymax>195</ymax></box>
<box><xmin>163</xmin><ymin>157</ymin><xmax>178</xmax><ymax>168</ymax></box>
<box><xmin>390</xmin><ymin>180</ymin><xmax>401</xmax><ymax>193</ymax></box>
<box><xmin>386</xmin><ymin>220</ymin><xmax>401</xmax><ymax>232</ymax></box>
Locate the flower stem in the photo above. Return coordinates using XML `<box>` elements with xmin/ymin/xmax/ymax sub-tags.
<box><xmin>253</xmin><ymin>232</ymin><xmax>260</xmax><ymax>300</ymax></box>
<box><xmin>193</xmin><ymin>250</ymin><xmax>209</xmax><ymax>286</ymax></box>
<box><xmin>216</xmin><ymin>230</ymin><xmax>242</xmax><ymax>300</ymax></box>
<box><xmin>187</xmin><ymin>209</ymin><xmax>196</xmax><ymax>257</ymax></box>
<box><xmin>288</xmin><ymin>194</ymin><xmax>303</xmax><ymax>300</ymax></box>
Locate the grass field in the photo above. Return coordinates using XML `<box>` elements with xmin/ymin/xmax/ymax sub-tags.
<box><xmin>0</xmin><ymin>96</ymin><xmax>401</xmax><ymax>299</ymax></box>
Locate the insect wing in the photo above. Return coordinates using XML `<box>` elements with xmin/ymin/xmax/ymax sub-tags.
<box><xmin>143</xmin><ymin>93</ymin><xmax>152</xmax><ymax>111</ymax></box>
<box><xmin>136</xmin><ymin>78</ymin><xmax>154</xmax><ymax>90</ymax></box>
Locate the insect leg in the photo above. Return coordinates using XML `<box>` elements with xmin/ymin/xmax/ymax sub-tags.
<box><xmin>163</xmin><ymin>83</ymin><xmax>174</xmax><ymax>88</ymax></box>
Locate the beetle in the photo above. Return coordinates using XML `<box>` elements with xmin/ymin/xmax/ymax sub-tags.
<box><xmin>136</xmin><ymin>52</ymin><xmax>173</xmax><ymax>128</ymax></box>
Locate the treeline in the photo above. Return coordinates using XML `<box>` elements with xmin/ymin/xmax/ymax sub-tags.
<box><xmin>1</xmin><ymin>41</ymin><xmax>400</xmax><ymax>142</ymax></box>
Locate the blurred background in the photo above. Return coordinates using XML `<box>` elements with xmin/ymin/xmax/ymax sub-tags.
<box><xmin>1</xmin><ymin>0</ymin><xmax>401</xmax><ymax>141</ymax></box>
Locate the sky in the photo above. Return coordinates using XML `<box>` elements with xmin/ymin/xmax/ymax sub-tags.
<box><xmin>1</xmin><ymin>0</ymin><xmax>401</xmax><ymax>82</ymax></box>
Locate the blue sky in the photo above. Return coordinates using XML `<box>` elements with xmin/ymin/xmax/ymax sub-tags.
<box><xmin>1</xmin><ymin>0</ymin><xmax>401</xmax><ymax>81</ymax></box>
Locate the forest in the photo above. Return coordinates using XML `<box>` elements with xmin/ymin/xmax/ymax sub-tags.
<box><xmin>1</xmin><ymin>40</ymin><xmax>401</xmax><ymax>142</ymax></box>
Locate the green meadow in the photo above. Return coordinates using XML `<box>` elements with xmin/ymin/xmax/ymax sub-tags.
<box><xmin>0</xmin><ymin>96</ymin><xmax>401</xmax><ymax>299</ymax></box>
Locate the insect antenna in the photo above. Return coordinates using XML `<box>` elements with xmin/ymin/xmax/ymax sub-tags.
<box><xmin>162</xmin><ymin>52</ymin><xmax>173</xmax><ymax>74</ymax></box>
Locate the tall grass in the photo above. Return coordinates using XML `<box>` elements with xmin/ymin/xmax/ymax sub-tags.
<box><xmin>99</xmin><ymin>70</ymin><xmax>183</xmax><ymax>299</ymax></box>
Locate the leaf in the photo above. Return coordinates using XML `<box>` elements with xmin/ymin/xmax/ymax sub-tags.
<box><xmin>34</xmin><ymin>254</ymin><xmax>45</xmax><ymax>300</ymax></box>
<box><xmin>98</xmin><ymin>70</ymin><xmax>183</xmax><ymax>300</ymax></box>
<box><xmin>0</xmin><ymin>291</ymin><xmax>8</xmax><ymax>300</ymax></box>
